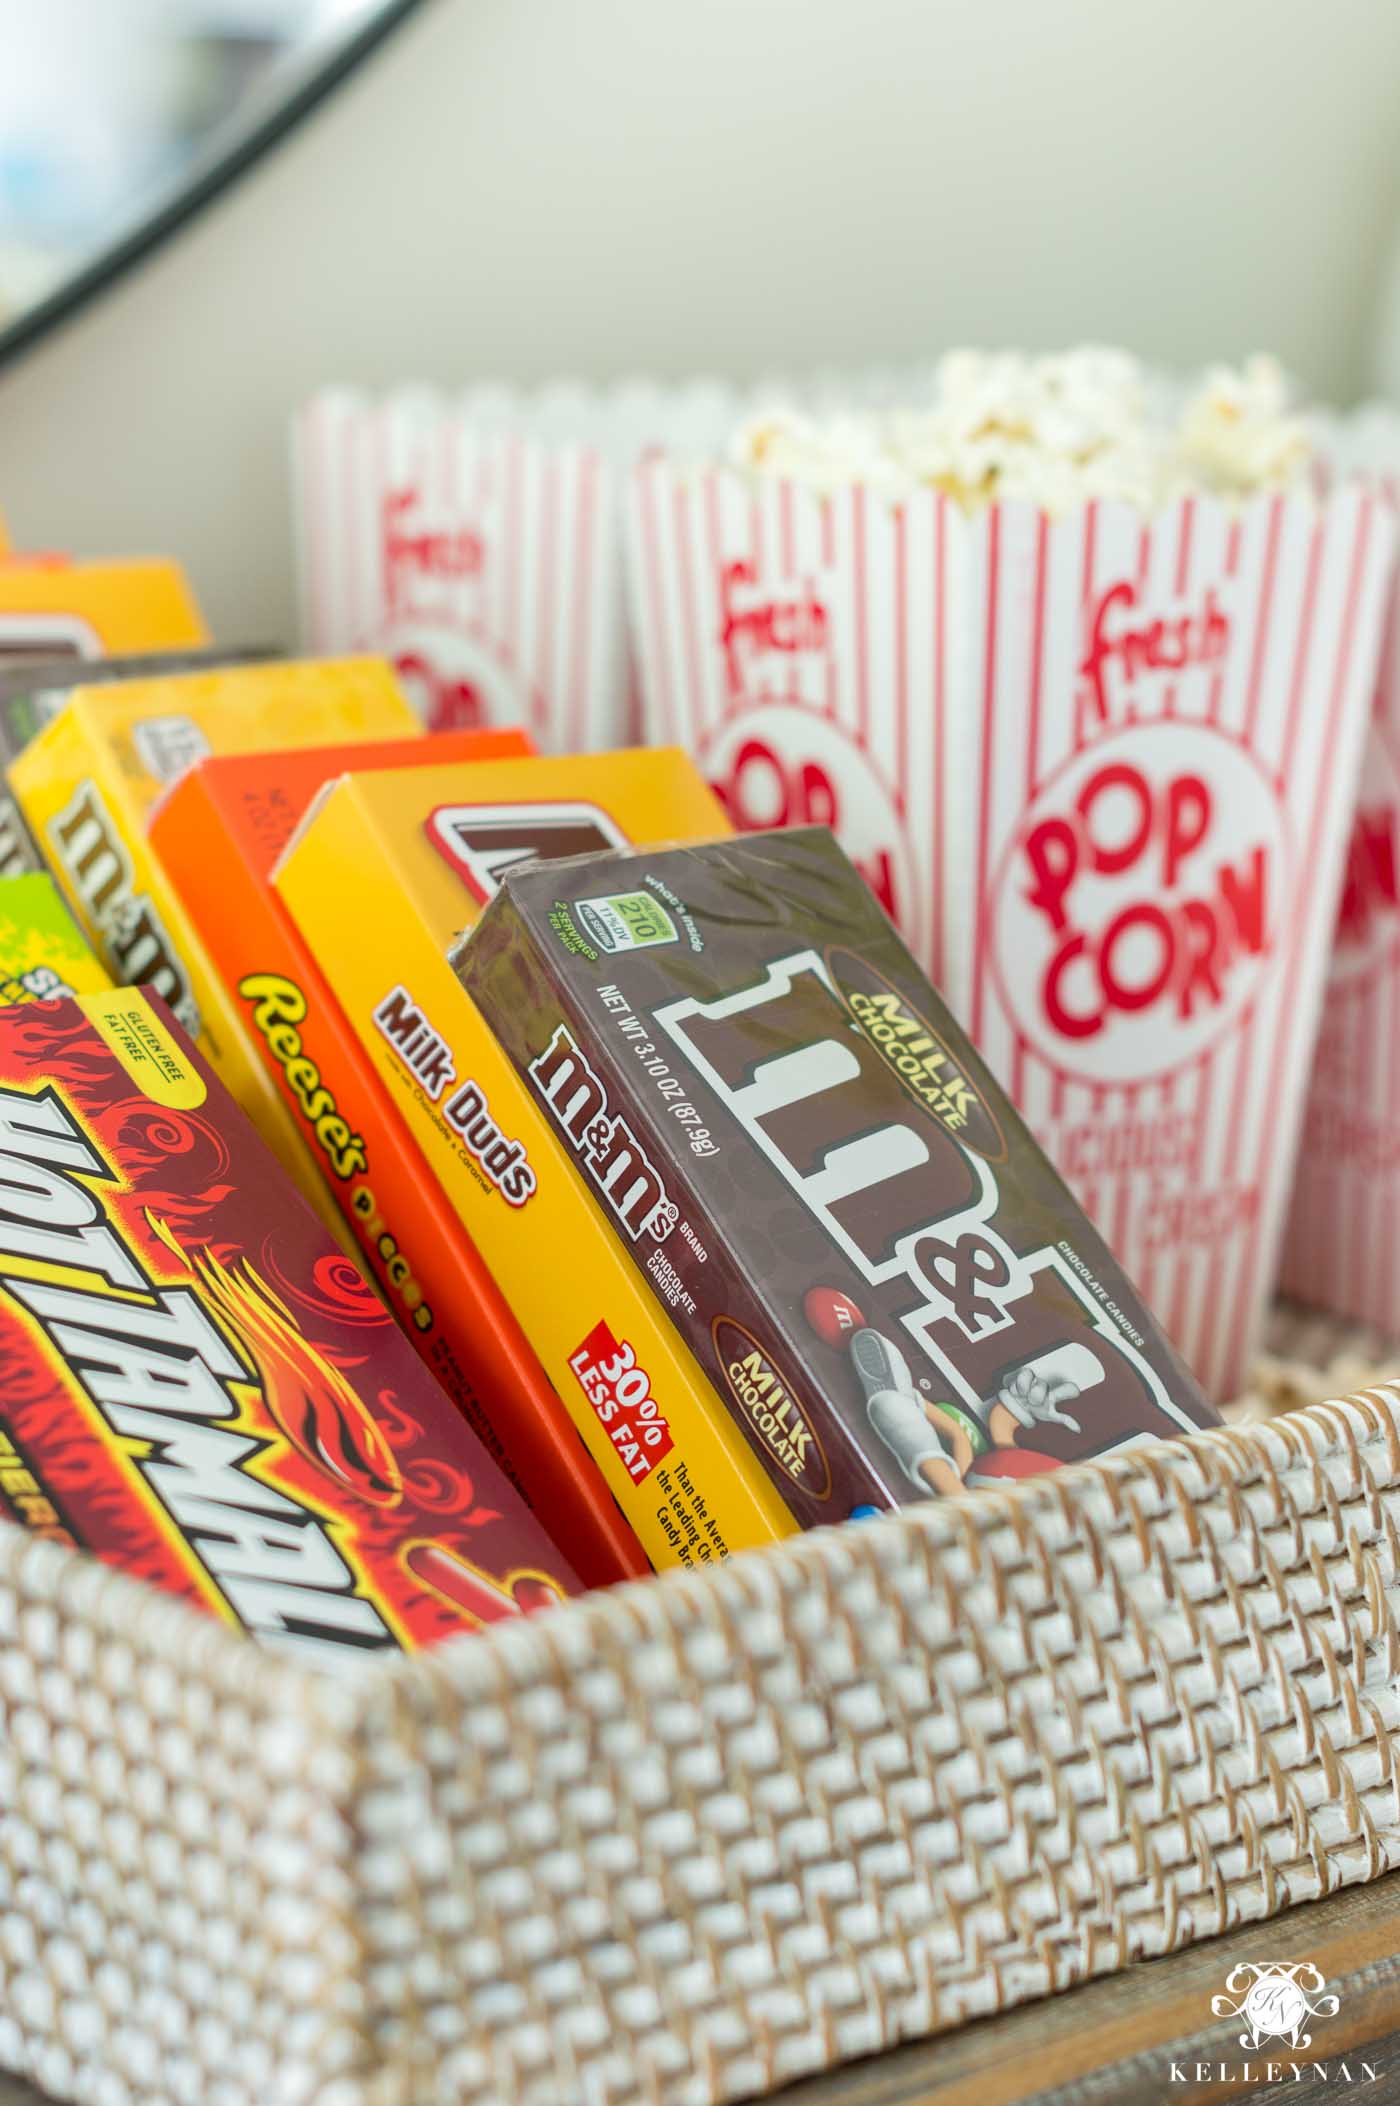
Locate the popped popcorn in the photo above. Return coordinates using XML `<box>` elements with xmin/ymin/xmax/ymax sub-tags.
<box><xmin>731</xmin><ymin>348</ymin><xmax>1312</xmax><ymax>513</ymax></box>
<box><xmin>1176</xmin><ymin>354</ymin><xmax>1312</xmax><ymax>495</ymax></box>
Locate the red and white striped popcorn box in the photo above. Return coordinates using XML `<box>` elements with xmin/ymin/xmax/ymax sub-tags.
<box><xmin>1282</xmin><ymin>414</ymin><xmax>1400</xmax><ymax>1334</ymax></box>
<box><xmin>296</xmin><ymin>387</ymin><xmax>627</xmax><ymax>747</ymax></box>
<box><xmin>626</xmin><ymin>457</ymin><xmax>1397</xmax><ymax>1398</ymax></box>
<box><xmin>294</xmin><ymin>374</ymin><xmax>939</xmax><ymax>748</ymax></box>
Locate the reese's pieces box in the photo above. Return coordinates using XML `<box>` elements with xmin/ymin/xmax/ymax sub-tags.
<box><xmin>139</xmin><ymin>727</ymin><xmax>654</xmax><ymax>1581</ymax></box>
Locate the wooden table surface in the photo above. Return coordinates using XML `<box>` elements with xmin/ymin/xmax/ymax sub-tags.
<box><xmin>1</xmin><ymin>1870</ymin><xmax>1397</xmax><ymax>2105</ymax></box>
<box><xmin>768</xmin><ymin>1869</ymin><xmax>1400</xmax><ymax>2104</ymax></box>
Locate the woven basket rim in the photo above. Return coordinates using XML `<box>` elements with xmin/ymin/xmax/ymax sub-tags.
<box><xmin>6</xmin><ymin>1382</ymin><xmax>1395</xmax><ymax>1731</ymax></box>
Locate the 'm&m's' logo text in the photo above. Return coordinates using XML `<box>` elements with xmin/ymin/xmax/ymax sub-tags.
<box><xmin>655</xmin><ymin>945</ymin><xmax>1191</xmax><ymax>1450</ymax></box>
<box><xmin>530</xmin><ymin>1022</ymin><xmax>679</xmax><ymax>1243</ymax></box>
<box><xmin>49</xmin><ymin>782</ymin><xmax>200</xmax><ymax>1038</ymax></box>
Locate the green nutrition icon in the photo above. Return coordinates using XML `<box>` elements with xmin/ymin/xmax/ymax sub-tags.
<box><xmin>574</xmin><ymin>889</ymin><xmax>680</xmax><ymax>954</ymax></box>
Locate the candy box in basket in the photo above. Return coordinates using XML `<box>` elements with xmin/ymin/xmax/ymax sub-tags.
<box><xmin>0</xmin><ymin>643</ymin><xmax>274</xmax><ymax>770</ymax></box>
<box><xmin>143</xmin><ymin>725</ymin><xmax>612</xmax><ymax>1573</ymax></box>
<box><xmin>625</xmin><ymin>356</ymin><xmax>1399</xmax><ymax>1400</ymax></box>
<box><xmin>0</xmin><ymin>871</ymin><xmax>110</xmax><ymax>1004</ymax></box>
<box><xmin>272</xmin><ymin>745</ymin><xmax>799</xmax><ymax>1573</ymax></box>
<box><xmin>459</xmin><ymin>827</ymin><xmax>1219</xmax><ymax>1526</ymax></box>
<box><xmin>7</xmin><ymin>655</ymin><xmax>417</xmax><ymax>1203</ymax></box>
<box><xmin>0</xmin><ymin>986</ymin><xmax>578</xmax><ymax>1664</ymax></box>
<box><xmin>146</xmin><ymin>720</ymin><xmax>530</xmax><ymax>1215</ymax></box>
<box><xmin>0</xmin><ymin>554</ymin><xmax>206</xmax><ymax>661</ymax></box>
<box><xmin>0</xmin><ymin>646</ymin><xmax>274</xmax><ymax>879</ymax></box>
<box><xmin>256</xmin><ymin>741</ymin><xmax>679</xmax><ymax>1588</ymax></box>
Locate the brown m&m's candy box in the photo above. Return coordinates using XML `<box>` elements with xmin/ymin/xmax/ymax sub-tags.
<box><xmin>459</xmin><ymin>828</ymin><xmax>1219</xmax><ymax>1526</ymax></box>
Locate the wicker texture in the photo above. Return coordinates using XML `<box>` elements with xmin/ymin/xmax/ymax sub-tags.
<box><xmin>5</xmin><ymin>1378</ymin><xmax>1400</xmax><ymax>2106</ymax></box>
<box><xmin>0</xmin><ymin>1555</ymin><xmax>360</xmax><ymax>2106</ymax></box>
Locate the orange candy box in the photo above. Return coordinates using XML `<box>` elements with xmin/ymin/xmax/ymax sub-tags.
<box><xmin>150</xmin><ymin>726</ymin><xmax>647</xmax><ymax>1590</ymax></box>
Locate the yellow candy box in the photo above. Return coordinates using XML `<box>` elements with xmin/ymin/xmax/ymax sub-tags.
<box><xmin>8</xmin><ymin>657</ymin><xmax>417</xmax><ymax>1196</ymax></box>
<box><xmin>273</xmin><ymin>746</ymin><xmax>799</xmax><ymax>1572</ymax></box>
<box><xmin>0</xmin><ymin>557</ymin><xmax>206</xmax><ymax>660</ymax></box>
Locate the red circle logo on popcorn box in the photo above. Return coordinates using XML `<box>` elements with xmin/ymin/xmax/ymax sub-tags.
<box><xmin>991</xmin><ymin>720</ymin><xmax>1289</xmax><ymax>1084</ymax></box>
<box><xmin>701</xmin><ymin>702</ymin><xmax>919</xmax><ymax>948</ymax></box>
<box><xmin>1331</xmin><ymin>720</ymin><xmax>1400</xmax><ymax>986</ymax></box>
<box><xmin>365</xmin><ymin>616</ymin><xmax>533</xmax><ymax>734</ymax></box>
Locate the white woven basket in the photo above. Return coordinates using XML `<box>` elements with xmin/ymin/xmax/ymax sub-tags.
<box><xmin>3</xmin><ymin>1350</ymin><xmax>1400</xmax><ymax>2106</ymax></box>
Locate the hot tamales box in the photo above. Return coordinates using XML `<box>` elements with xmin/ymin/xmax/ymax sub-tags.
<box><xmin>273</xmin><ymin>747</ymin><xmax>799</xmax><ymax>1575</ymax></box>
<box><xmin>8</xmin><ymin>657</ymin><xmax>416</xmax><ymax>1194</ymax></box>
<box><xmin>0</xmin><ymin>989</ymin><xmax>579</xmax><ymax>1666</ymax></box>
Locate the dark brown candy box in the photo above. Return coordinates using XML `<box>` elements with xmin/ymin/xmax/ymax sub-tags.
<box><xmin>459</xmin><ymin>826</ymin><xmax>1219</xmax><ymax>1528</ymax></box>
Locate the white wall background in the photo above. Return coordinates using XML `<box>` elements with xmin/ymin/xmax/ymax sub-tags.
<box><xmin>2</xmin><ymin>0</ymin><xmax>1400</xmax><ymax>644</ymax></box>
